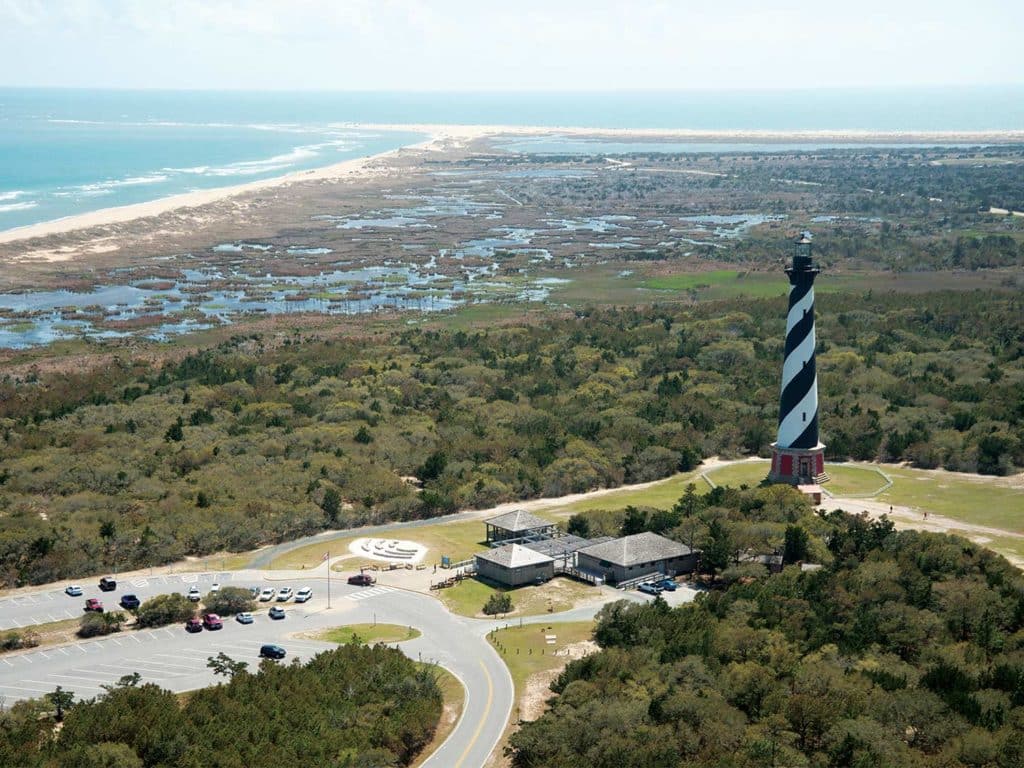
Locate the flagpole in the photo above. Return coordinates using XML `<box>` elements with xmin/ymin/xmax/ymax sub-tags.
<box><xmin>326</xmin><ymin>551</ymin><xmax>331</xmax><ymax>609</ymax></box>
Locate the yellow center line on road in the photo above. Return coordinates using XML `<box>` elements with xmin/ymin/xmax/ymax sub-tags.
<box><xmin>454</xmin><ymin>659</ymin><xmax>493</xmax><ymax>768</ymax></box>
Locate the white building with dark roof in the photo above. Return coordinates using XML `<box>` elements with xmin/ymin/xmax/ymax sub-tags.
<box><xmin>474</xmin><ymin>544</ymin><xmax>555</xmax><ymax>587</ymax></box>
<box><xmin>576</xmin><ymin>532</ymin><xmax>699</xmax><ymax>585</ymax></box>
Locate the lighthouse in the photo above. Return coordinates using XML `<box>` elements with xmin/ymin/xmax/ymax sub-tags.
<box><xmin>768</xmin><ymin>233</ymin><xmax>829</xmax><ymax>485</ymax></box>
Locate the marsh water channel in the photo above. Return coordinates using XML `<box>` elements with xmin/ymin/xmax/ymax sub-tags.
<box><xmin>0</xmin><ymin>166</ymin><xmax>782</xmax><ymax>348</ymax></box>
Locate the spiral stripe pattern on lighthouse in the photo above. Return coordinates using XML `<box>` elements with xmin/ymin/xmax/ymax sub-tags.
<box><xmin>776</xmin><ymin>279</ymin><xmax>819</xmax><ymax>449</ymax></box>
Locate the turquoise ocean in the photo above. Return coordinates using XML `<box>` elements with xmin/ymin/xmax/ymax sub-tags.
<box><xmin>2</xmin><ymin>86</ymin><xmax>1022</xmax><ymax>232</ymax></box>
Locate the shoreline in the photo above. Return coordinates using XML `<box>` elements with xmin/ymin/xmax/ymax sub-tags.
<box><xmin>3</xmin><ymin>123</ymin><xmax>1023</xmax><ymax>246</ymax></box>
<box><xmin>0</xmin><ymin>134</ymin><xmax>439</xmax><ymax>246</ymax></box>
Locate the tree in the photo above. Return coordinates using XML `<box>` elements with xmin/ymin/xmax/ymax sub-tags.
<box><xmin>203</xmin><ymin>587</ymin><xmax>255</xmax><ymax>616</ymax></box>
<box><xmin>702</xmin><ymin>517</ymin><xmax>733</xmax><ymax>575</ymax></box>
<box><xmin>101</xmin><ymin>673</ymin><xmax>142</xmax><ymax>693</ymax></box>
<box><xmin>783</xmin><ymin>525</ymin><xmax>810</xmax><ymax>564</ymax></box>
<box><xmin>207</xmin><ymin>652</ymin><xmax>249</xmax><ymax>679</ymax></box>
<box><xmin>163</xmin><ymin>417</ymin><xmax>184</xmax><ymax>442</ymax></box>
<box><xmin>417</xmin><ymin>450</ymin><xmax>447</xmax><ymax>482</ymax></box>
<box><xmin>354</xmin><ymin>425</ymin><xmax>373</xmax><ymax>444</ymax></box>
<box><xmin>59</xmin><ymin>742</ymin><xmax>144</xmax><ymax>768</ymax></box>
<box><xmin>320</xmin><ymin>487</ymin><xmax>342</xmax><ymax>523</ymax></box>
<box><xmin>483</xmin><ymin>592</ymin><xmax>513</xmax><ymax>615</ymax></box>
<box><xmin>48</xmin><ymin>685</ymin><xmax>75</xmax><ymax>722</ymax></box>
<box><xmin>566</xmin><ymin>513</ymin><xmax>591</xmax><ymax>538</ymax></box>
<box><xmin>135</xmin><ymin>593</ymin><xmax>194</xmax><ymax>628</ymax></box>
<box><xmin>673</xmin><ymin>483</ymin><xmax>703</xmax><ymax>518</ymax></box>
<box><xmin>620</xmin><ymin>506</ymin><xmax>647</xmax><ymax>537</ymax></box>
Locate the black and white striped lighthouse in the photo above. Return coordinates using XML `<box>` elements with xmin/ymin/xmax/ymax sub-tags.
<box><xmin>768</xmin><ymin>233</ymin><xmax>829</xmax><ymax>485</ymax></box>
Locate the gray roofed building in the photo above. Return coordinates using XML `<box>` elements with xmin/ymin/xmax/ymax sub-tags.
<box><xmin>579</xmin><ymin>532</ymin><xmax>695</xmax><ymax>565</ymax></box>
<box><xmin>474</xmin><ymin>544</ymin><xmax>555</xmax><ymax>588</ymax></box>
<box><xmin>484</xmin><ymin>509</ymin><xmax>556</xmax><ymax>544</ymax></box>
<box><xmin>577</xmin><ymin>532</ymin><xmax>699</xmax><ymax>585</ymax></box>
<box><xmin>476</xmin><ymin>544</ymin><xmax>553</xmax><ymax>569</ymax></box>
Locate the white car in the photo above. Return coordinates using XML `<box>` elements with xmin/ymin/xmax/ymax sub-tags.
<box><xmin>187</xmin><ymin>586</ymin><xmax>201</xmax><ymax>602</ymax></box>
<box><xmin>276</xmin><ymin>587</ymin><xmax>293</xmax><ymax>602</ymax></box>
<box><xmin>258</xmin><ymin>587</ymin><xmax>275</xmax><ymax>602</ymax></box>
<box><xmin>209</xmin><ymin>583</ymin><xmax>221</xmax><ymax>594</ymax></box>
<box><xmin>65</xmin><ymin>585</ymin><xmax>83</xmax><ymax>597</ymax></box>
<box><xmin>294</xmin><ymin>587</ymin><xmax>313</xmax><ymax>603</ymax></box>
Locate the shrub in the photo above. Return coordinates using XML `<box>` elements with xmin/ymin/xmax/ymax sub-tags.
<box><xmin>0</xmin><ymin>629</ymin><xmax>40</xmax><ymax>651</ymax></box>
<box><xmin>136</xmin><ymin>593</ymin><xmax>195</xmax><ymax>628</ymax></box>
<box><xmin>203</xmin><ymin>587</ymin><xmax>255</xmax><ymax>616</ymax></box>
<box><xmin>483</xmin><ymin>591</ymin><xmax>513</xmax><ymax>615</ymax></box>
<box><xmin>78</xmin><ymin>611</ymin><xmax>126</xmax><ymax>638</ymax></box>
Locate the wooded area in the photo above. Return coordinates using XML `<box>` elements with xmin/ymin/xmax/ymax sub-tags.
<box><xmin>510</xmin><ymin>510</ymin><xmax>1024</xmax><ymax>767</ymax></box>
<box><xmin>0</xmin><ymin>288</ymin><xmax>1020</xmax><ymax>586</ymax></box>
<box><xmin>0</xmin><ymin>643</ymin><xmax>441</xmax><ymax>767</ymax></box>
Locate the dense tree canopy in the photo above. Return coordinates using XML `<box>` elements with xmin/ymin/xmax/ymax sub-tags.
<box><xmin>0</xmin><ymin>643</ymin><xmax>441</xmax><ymax>768</ymax></box>
<box><xmin>510</xmin><ymin>513</ymin><xmax>1024</xmax><ymax>768</ymax></box>
<box><xmin>0</xmin><ymin>290</ymin><xmax>1020</xmax><ymax>586</ymax></box>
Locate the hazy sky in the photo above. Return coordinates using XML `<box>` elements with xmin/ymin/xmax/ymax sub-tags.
<box><xmin>1</xmin><ymin>0</ymin><xmax>1021</xmax><ymax>91</ymax></box>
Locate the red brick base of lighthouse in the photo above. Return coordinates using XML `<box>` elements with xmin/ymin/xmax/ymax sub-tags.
<box><xmin>768</xmin><ymin>442</ymin><xmax>829</xmax><ymax>485</ymax></box>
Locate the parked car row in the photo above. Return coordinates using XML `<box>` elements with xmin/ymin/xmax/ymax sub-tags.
<box><xmin>255</xmin><ymin>586</ymin><xmax>313</xmax><ymax>603</ymax></box>
<box><xmin>637</xmin><ymin>578</ymin><xmax>678</xmax><ymax>596</ymax></box>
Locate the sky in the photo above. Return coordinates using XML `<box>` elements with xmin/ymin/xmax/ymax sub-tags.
<box><xmin>1</xmin><ymin>0</ymin><xmax>1021</xmax><ymax>91</ymax></box>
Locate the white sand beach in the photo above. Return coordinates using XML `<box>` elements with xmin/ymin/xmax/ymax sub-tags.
<box><xmin>3</xmin><ymin>122</ymin><xmax>1022</xmax><ymax>247</ymax></box>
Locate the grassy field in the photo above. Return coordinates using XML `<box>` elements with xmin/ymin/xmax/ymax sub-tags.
<box><xmin>0</xmin><ymin>617</ymin><xmax>80</xmax><ymax>655</ymax></box>
<box><xmin>542</xmin><ymin>469</ymin><xmax>703</xmax><ymax>518</ymax></box>
<box><xmin>270</xmin><ymin>519</ymin><xmax>492</xmax><ymax>570</ymax></box>
<box><xmin>487</xmin><ymin>621</ymin><xmax>594</xmax><ymax>699</ymax></box>
<box><xmin>703</xmin><ymin>461</ymin><xmax>890</xmax><ymax>496</ymax></box>
<box><xmin>438</xmin><ymin>576</ymin><xmax>599</xmax><ymax>618</ymax></box>
<box><xmin>879</xmin><ymin>467</ymin><xmax>1024</xmax><ymax>533</ymax></box>
<box><xmin>317</xmin><ymin>623</ymin><xmax>421</xmax><ymax>645</ymax></box>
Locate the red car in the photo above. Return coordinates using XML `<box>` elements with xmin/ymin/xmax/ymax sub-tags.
<box><xmin>347</xmin><ymin>573</ymin><xmax>375</xmax><ymax>586</ymax></box>
<box><xmin>185</xmin><ymin>617</ymin><xmax>203</xmax><ymax>633</ymax></box>
<box><xmin>84</xmin><ymin>598</ymin><xmax>103</xmax><ymax>612</ymax></box>
<box><xmin>202</xmin><ymin>613</ymin><xmax>223</xmax><ymax>630</ymax></box>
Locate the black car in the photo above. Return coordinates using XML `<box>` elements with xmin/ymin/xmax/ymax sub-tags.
<box><xmin>119</xmin><ymin>594</ymin><xmax>141</xmax><ymax>610</ymax></box>
<box><xmin>259</xmin><ymin>644</ymin><xmax>286</xmax><ymax>659</ymax></box>
<box><xmin>98</xmin><ymin>577</ymin><xmax>117</xmax><ymax>592</ymax></box>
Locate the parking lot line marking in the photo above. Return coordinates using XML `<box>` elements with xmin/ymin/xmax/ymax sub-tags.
<box><xmin>147</xmin><ymin>632</ymin><xmax>160</xmax><ymax>640</ymax></box>
<box><xmin>36</xmin><ymin>651</ymin><xmax>49</xmax><ymax>660</ymax></box>
<box><xmin>36</xmin><ymin>676</ymin><xmax>107</xmax><ymax>691</ymax></box>
<box><xmin>57</xmin><ymin>648</ymin><xmax>70</xmax><ymax>656</ymax></box>
<box><xmin>48</xmin><ymin>613</ymin><xmax>59</xmax><ymax>621</ymax></box>
<box><xmin>11</xmin><ymin>619</ymin><xmax>22</xmax><ymax>627</ymax></box>
<box><xmin>111</xmin><ymin>639</ymin><xmax>123</xmax><ymax>646</ymax></box>
<box><xmin>0</xmin><ymin>683</ymin><xmax>56</xmax><ymax>694</ymax></box>
<box><xmin>20</xmin><ymin>655</ymin><xmax>32</xmax><ymax>664</ymax></box>
<box><xmin>129</xmin><ymin>634</ymin><xmax>141</xmax><ymax>643</ymax></box>
<box><xmin>2</xmin><ymin>658</ymin><xmax>12</xmax><ymax>666</ymax></box>
<box><xmin>76</xmin><ymin>645</ymin><xmax>88</xmax><ymax>653</ymax></box>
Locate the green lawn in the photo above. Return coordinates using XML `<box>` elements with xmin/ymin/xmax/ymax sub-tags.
<box><xmin>438</xmin><ymin>576</ymin><xmax>599</xmax><ymax>618</ymax></box>
<box><xmin>270</xmin><ymin>518</ymin><xmax>495</xmax><ymax>570</ymax></box>
<box><xmin>317</xmin><ymin>623</ymin><xmax>421</xmax><ymax>645</ymax></box>
<box><xmin>703</xmin><ymin>461</ymin><xmax>890</xmax><ymax>496</ymax></box>
<box><xmin>879</xmin><ymin>467</ymin><xmax>1024</xmax><ymax>533</ymax></box>
<box><xmin>644</xmin><ymin>270</ymin><xmax>790</xmax><ymax>299</ymax></box>
<box><xmin>487</xmin><ymin>621</ymin><xmax>594</xmax><ymax>698</ymax></box>
<box><xmin>542</xmin><ymin>469</ymin><xmax>703</xmax><ymax>518</ymax></box>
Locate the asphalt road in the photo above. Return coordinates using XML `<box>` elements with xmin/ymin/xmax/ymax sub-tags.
<box><xmin>0</xmin><ymin>568</ymin><xmax>694</xmax><ymax>766</ymax></box>
<box><xmin>0</xmin><ymin>573</ymin><xmax>515</xmax><ymax>768</ymax></box>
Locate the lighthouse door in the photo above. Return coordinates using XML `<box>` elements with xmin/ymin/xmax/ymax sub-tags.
<box><xmin>798</xmin><ymin>457</ymin><xmax>810</xmax><ymax>480</ymax></box>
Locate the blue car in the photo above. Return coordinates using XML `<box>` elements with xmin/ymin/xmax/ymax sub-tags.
<box><xmin>638</xmin><ymin>582</ymin><xmax>663</xmax><ymax>596</ymax></box>
<box><xmin>656</xmin><ymin>579</ymin><xmax>677</xmax><ymax>592</ymax></box>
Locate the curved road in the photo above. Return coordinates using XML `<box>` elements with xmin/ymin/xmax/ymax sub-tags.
<box><xmin>0</xmin><ymin>569</ymin><xmax>650</xmax><ymax>767</ymax></box>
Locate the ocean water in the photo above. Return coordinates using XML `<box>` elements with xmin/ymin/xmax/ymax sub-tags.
<box><xmin>1</xmin><ymin>86</ymin><xmax>1022</xmax><ymax>232</ymax></box>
